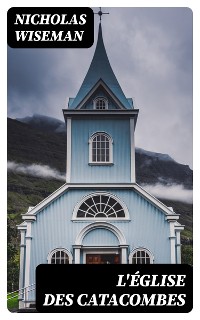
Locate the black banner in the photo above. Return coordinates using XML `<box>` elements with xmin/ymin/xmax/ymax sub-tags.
<box><xmin>36</xmin><ymin>264</ymin><xmax>193</xmax><ymax>313</ymax></box>
<box><xmin>7</xmin><ymin>7</ymin><xmax>94</xmax><ymax>48</ymax></box>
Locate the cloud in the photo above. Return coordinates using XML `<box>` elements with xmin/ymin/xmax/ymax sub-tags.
<box><xmin>142</xmin><ymin>183</ymin><xmax>193</xmax><ymax>204</ymax></box>
<box><xmin>7</xmin><ymin>8</ymin><xmax>193</xmax><ymax>168</ymax></box>
<box><xmin>7</xmin><ymin>161</ymin><xmax>65</xmax><ymax>181</ymax></box>
<box><xmin>7</xmin><ymin>162</ymin><xmax>193</xmax><ymax>203</ymax></box>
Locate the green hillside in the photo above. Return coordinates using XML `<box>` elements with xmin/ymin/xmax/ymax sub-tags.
<box><xmin>8</xmin><ymin>118</ymin><xmax>66</xmax><ymax>172</ymax></box>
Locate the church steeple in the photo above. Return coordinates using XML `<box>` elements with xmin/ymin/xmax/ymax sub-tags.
<box><xmin>69</xmin><ymin>23</ymin><xmax>133</xmax><ymax>109</ymax></box>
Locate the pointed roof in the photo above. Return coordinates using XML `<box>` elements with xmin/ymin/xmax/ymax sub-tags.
<box><xmin>69</xmin><ymin>23</ymin><xmax>132</xmax><ymax>109</ymax></box>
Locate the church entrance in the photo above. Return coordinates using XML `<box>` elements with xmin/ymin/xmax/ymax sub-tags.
<box><xmin>75</xmin><ymin>222</ymin><xmax>128</xmax><ymax>263</ymax></box>
<box><xmin>86</xmin><ymin>253</ymin><xmax>120</xmax><ymax>264</ymax></box>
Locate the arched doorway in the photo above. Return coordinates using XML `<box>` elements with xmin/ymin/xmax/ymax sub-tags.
<box><xmin>74</xmin><ymin>222</ymin><xmax>128</xmax><ymax>264</ymax></box>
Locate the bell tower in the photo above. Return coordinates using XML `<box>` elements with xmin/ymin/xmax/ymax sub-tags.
<box><xmin>63</xmin><ymin>21</ymin><xmax>139</xmax><ymax>184</ymax></box>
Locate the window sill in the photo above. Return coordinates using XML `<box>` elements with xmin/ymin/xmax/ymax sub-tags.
<box><xmin>71</xmin><ymin>219</ymin><xmax>131</xmax><ymax>222</ymax></box>
<box><xmin>89</xmin><ymin>162</ymin><xmax>114</xmax><ymax>166</ymax></box>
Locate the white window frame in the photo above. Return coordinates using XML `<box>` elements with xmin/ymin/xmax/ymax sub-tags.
<box><xmin>72</xmin><ymin>192</ymin><xmax>130</xmax><ymax>221</ymax></box>
<box><xmin>93</xmin><ymin>97</ymin><xmax>108</xmax><ymax>110</ymax></box>
<box><xmin>129</xmin><ymin>247</ymin><xmax>154</xmax><ymax>264</ymax></box>
<box><xmin>89</xmin><ymin>132</ymin><xmax>113</xmax><ymax>165</ymax></box>
<box><xmin>47</xmin><ymin>248</ymin><xmax>73</xmax><ymax>264</ymax></box>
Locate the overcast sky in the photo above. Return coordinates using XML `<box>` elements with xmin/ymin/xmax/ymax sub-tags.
<box><xmin>7</xmin><ymin>7</ymin><xmax>193</xmax><ymax>168</ymax></box>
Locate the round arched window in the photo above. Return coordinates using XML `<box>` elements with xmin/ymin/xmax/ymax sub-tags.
<box><xmin>89</xmin><ymin>132</ymin><xmax>113</xmax><ymax>163</ymax></box>
<box><xmin>74</xmin><ymin>192</ymin><xmax>128</xmax><ymax>219</ymax></box>
<box><xmin>47</xmin><ymin>249</ymin><xmax>73</xmax><ymax>264</ymax></box>
<box><xmin>51</xmin><ymin>250</ymin><xmax>69</xmax><ymax>264</ymax></box>
<box><xmin>129</xmin><ymin>248</ymin><xmax>154</xmax><ymax>264</ymax></box>
<box><xmin>93</xmin><ymin>97</ymin><xmax>108</xmax><ymax>110</ymax></box>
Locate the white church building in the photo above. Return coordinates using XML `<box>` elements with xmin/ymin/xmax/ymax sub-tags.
<box><xmin>17</xmin><ymin>19</ymin><xmax>184</xmax><ymax>308</ymax></box>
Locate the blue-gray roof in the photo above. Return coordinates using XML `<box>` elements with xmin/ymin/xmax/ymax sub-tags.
<box><xmin>69</xmin><ymin>23</ymin><xmax>132</xmax><ymax>109</ymax></box>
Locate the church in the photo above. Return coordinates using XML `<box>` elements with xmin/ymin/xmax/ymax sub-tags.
<box><xmin>17</xmin><ymin>17</ymin><xmax>184</xmax><ymax>308</ymax></box>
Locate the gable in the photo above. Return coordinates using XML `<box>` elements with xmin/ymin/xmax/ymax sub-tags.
<box><xmin>78</xmin><ymin>83</ymin><xmax>122</xmax><ymax>110</ymax></box>
<box><xmin>20</xmin><ymin>183</ymin><xmax>180</xmax><ymax>223</ymax></box>
<box><xmin>70</xmin><ymin>79</ymin><xmax>130</xmax><ymax>110</ymax></box>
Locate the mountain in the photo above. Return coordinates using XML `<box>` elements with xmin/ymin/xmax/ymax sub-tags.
<box><xmin>8</xmin><ymin>116</ymin><xmax>66</xmax><ymax>173</ymax></box>
<box><xmin>135</xmin><ymin>148</ymin><xmax>192</xmax><ymax>189</ymax></box>
<box><xmin>16</xmin><ymin>114</ymin><xmax>66</xmax><ymax>133</ymax></box>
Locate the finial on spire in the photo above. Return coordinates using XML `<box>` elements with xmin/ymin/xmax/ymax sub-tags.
<box><xmin>94</xmin><ymin>7</ymin><xmax>109</xmax><ymax>21</ymax></box>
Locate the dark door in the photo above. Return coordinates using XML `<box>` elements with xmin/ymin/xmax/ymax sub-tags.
<box><xmin>86</xmin><ymin>254</ymin><xmax>120</xmax><ymax>264</ymax></box>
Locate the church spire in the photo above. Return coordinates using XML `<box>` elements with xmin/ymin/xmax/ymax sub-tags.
<box><xmin>69</xmin><ymin>22</ymin><xmax>132</xmax><ymax>109</ymax></box>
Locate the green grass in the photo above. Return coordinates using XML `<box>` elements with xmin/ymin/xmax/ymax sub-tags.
<box><xmin>7</xmin><ymin>293</ymin><xmax>19</xmax><ymax>312</ymax></box>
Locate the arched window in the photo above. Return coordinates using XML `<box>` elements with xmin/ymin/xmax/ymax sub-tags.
<box><xmin>73</xmin><ymin>192</ymin><xmax>129</xmax><ymax>220</ymax></box>
<box><xmin>93</xmin><ymin>97</ymin><xmax>108</xmax><ymax>110</ymax></box>
<box><xmin>47</xmin><ymin>249</ymin><xmax>73</xmax><ymax>264</ymax></box>
<box><xmin>89</xmin><ymin>132</ymin><xmax>113</xmax><ymax>164</ymax></box>
<box><xmin>129</xmin><ymin>248</ymin><xmax>154</xmax><ymax>264</ymax></box>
